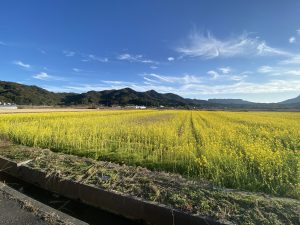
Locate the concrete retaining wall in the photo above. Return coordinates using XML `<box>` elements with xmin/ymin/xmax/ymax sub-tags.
<box><xmin>0</xmin><ymin>156</ymin><xmax>226</xmax><ymax>225</ymax></box>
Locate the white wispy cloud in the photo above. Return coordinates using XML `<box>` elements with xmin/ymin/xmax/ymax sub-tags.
<box><xmin>78</xmin><ymin>53</ymin><xmax>109</xmax><ymax>63</ymax></box>
<box><xmin>146</xmin><ymin>73</ymin><xmax>173</xmax><ymax>82</ymax></box>
<box><xmin>285</xmin><ymin>70</ymin><xmax>300</xmax><ymax>76</ymax></box>
<box><xmin>87</xmin><ymin>54</ymin><xmax>108</xmax><ymax>63</ymax></box>
<box><xmin>73</xmin><ymin>68</ymin><xmax>82</xmax><ymax>72</ymax></box>
<box><xmin>117</xmin><ymin>53</ymin><xmax>158</xmax><ymax>64</ymax></box>
<box><xmin>150</xmin><ymin>65</ymin><xmax>158</xmax><ymax>70</ymax></box>
<box><xmin>167</xmin><ymin>57</ymin><xmax>175</xmax><ymax>61</ymax></box>
<box><xmin>256</xmin><ymin>42</ymin><xmax>290</xmax><ymax>56</ymax></box>
<box><xmin>229</xmin><ymin>75</ymin><xmax>248</xmax><ymax>81</ymax></box>
<box><xmin>176</xmin><ymin>31</ymin><xmax>291</xmax><ymax>59</ymax></box>
<box><xmin>180</xmin><ymin>80</ymin><xmax>300</xmax><ymax>95</ymax></box>
<box><xmin>289</xmin><ymin>36</ymin><xmax>296</xmax><ymax>43</ymax></box>
<box><xmin>219</xmin><ymin>67</ymin><xmax>231</xmax><ymax>74</ymax></box>
<box><xmin>63</xmin><ymin>50</ymin><xmax>75</xmax><ymax>57</ymax></box>
<box><xmin>32</xmin><ymin>72</ymin><xmax>64</xmax><ymax>81</ymax></box>
<box><xmin>257</xmin><ymin>65</ymin><xmax>300</xmax><ymax>76</ymax></box>
<box><xmin>280</xmin><ymin>55</ymin><xmax>300</xmax><ymax>64</ymax></box>
<box><xmin>0</xmin><ymin>41</ymin><xmax>6</xmax><ymax>46</ymax></box>
<box><xmin>145</xmin><ymin>69</ymin><xmax>247</xmax><ymax>84</ymax></box>
<box><xmin>297</xmin><ymin>29</ymin><xmax>300</xmax><ymax>35</ymax></box>
<box><xmin>143</xmin><ymin>77</ymin><xmax>161</xmax><ymax>84</ymax></box>
<box><xmin>13</xmin><ymin>60</ymin><xmax>31</xmax><ymax>69</ymax></box>
<box><xmin>101</xmin><ymin>80</ymin><xmax>135</xmax><ymax>86</ymax></box>
<box><xmin>207</xmin><ymin>69</ymin><xmax>248</xmax><ymax>81</ymax></box>
<box><xmin>257</xmin><ymin>65</ymin><xmax>275</xmax><ymax>73</ymax></box>
<box><xmin>33</xmin><ymin>72</ymin><xmax>52</xmax><ymax>80</ymax></box>
<box><xmin>144</xmin><ymin>73</ymin><xmax>202</xmax><ymax>84</ymax></box>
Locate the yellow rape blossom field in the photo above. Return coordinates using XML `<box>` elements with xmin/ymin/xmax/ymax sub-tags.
<box><xmin>0</xmin><ymin>110</ymin><xmax>299</xmax><ymax>198</ymax></box>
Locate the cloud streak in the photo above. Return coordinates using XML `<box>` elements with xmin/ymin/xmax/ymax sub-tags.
<box><xmin>257</xmin><ymin>65</ymin><xmax>300</xmax><ymax>76</ymax></box>
<box><xmin>73</xmin><ymin>68</ymin><xmax>82</xmax><ymax>72</ymax></box>
<box><xmin>86</xmin><ymin>54</ymin><xmax>108</xmax><ymax>63</ymax></box>
<box><xmin>219</xmin><ymin>67</ymin><xmax>231</xmax><ymax>74</ymax></box>
<box><xmin>63</xmin><ymin>50</ymin><xmax>75</xmax><ymax>57</ymax></box>
<box><xmin>179</xmin><ymin>80</ymin><xmax>300</xmax><ymax>95</ymax></box>
<box><xmin>280</xmin><ymin>55</ymin><xmax>300</xmax><ymax>65</ymax></box>
<box><xmin>289</xmin><ymin>36</ymin><xmax>296</xmax><ymax>43</ymax></box>
<box><xmin>32</xmin><ymin>72</ymin><xmax>64</xmax><ymax>81</ymax></box>
<box><xmin>143</xmin><ymin>73</ymin><xmax>202</xmax><ymax>84</ymax></box>
<box><xmin>117</xmin><ymin>53</ymin><xmax>158</xmax><ymax>64</ymax></box>
<box><xmin>176</xmin><ymin>31</ymin><xmax>291</xmax><ymax>59</ymax></box>
<box><xmin>207</xmin><ymin>69</ymin><xmax>248</xmax><ymax>81</ymax></box>
<box><xmin>13</xmin><ymin>61</ymin><xmax>31</xmax><ymax>69</ymax></box>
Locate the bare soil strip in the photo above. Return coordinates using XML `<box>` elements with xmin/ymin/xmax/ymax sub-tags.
<box><xmin>0</xmin><ymin>108</ymin><xmax>99</xmax><ymax>114</ymax></box>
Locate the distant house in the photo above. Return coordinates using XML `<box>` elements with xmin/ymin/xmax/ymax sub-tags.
<box><xmin>0</xmin><ymin>101</ymin><xmax>18</xmax><ymax>110</ymax></box>
<box><xmin>135</xmin><ymin>105</ymin><xmax>146</xmax><ymax>109</ymax></box>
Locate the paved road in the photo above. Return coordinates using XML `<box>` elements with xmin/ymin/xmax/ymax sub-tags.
<box><xmin>0</xmin><ymin>193</ymin><xmax>48</xmax><ymax>225</ymax></box>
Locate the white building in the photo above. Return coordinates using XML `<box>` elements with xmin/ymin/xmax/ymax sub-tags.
<box><xmin>0</xmin><ymin>102</ymin><xmax>18</xmax><ymax>110</ymax></box>
<box><xmin>135</xmin><ymin>105</ymin><xmax>147</xmax><ymax>109</ymax></box>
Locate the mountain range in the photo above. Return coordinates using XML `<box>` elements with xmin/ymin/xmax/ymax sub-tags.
<box><xmin>0</xmin><ymin>81</ymin><xmax>299</xmax><ymax>109</ymax></box>
<box><xmin>279</xmin><ymin>95</ymin><xmax>300</xmax><ymax>104</ymax></box>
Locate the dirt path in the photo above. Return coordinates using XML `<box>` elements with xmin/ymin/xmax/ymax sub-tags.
<box><xmin>0</xmin><ymin>108</ymin><xmax>99</xmax><ymax>114</ymax></box>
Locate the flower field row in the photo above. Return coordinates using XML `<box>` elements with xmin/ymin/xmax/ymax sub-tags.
<box><xmin>0</xmin><ymin>110</ymin><xmax>299</xmax><ymax>198</ymax></box>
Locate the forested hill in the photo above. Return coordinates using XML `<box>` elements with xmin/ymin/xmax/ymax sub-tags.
<box><xmin>0</xmin><ymin>81</ymin><xmax>215</xmax><ymax>107</ymax></box>
<box><xmin>0</xmin><ymin>81</ymin><xmax>67</xmax><ymax>105</ymax></box>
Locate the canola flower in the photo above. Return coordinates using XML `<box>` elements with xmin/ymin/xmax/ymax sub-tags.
<box><xmin>0</xmin><ymin>110</ymin><xmax>299</xmax><ymax>198</ymax></box>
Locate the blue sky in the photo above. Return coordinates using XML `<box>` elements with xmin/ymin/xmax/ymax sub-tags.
<box><xmin>1</xmin><ymin>0</ymin><xmax>300</xmax><ymax>102</ymax></box>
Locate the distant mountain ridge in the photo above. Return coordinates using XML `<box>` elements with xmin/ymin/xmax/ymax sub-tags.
<box><xmin>208</xmin><ymin>99</ymin><xmax>256</xmax><ymax>105</ymax></box>
<box><xmin>0</xmin><ymin>81</ymin><xmax>299</xmax><ymax>109</ymax></box>
<box><xmin>279</xmin><ymin>95</ymin><xmax>300</xmax><ymax>104</ymax></box>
